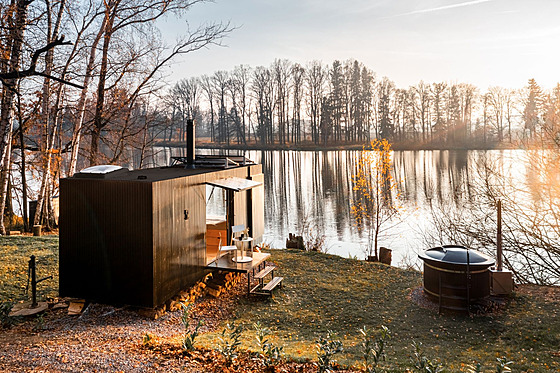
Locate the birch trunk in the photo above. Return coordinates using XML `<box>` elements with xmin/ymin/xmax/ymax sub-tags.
<box><xmin>68</xmin><ymin>16</ymin><xmax>107</xmax><ymax>176</ymax></box>
<box><xmin>0</xmin><ymin>0</ymin><xmax>32</xmax><ymax>235</ymax></box>
<box><xmin>33</xmin><ymin>0</ymin><xmax>66</xmax><ymax>227</ymax></box>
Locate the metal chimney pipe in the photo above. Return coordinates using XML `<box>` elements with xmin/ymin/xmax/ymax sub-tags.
<box><xmin>186</xmin><ymin>119</ymin><xmax>195</xmax><ymax>167</ymax></box>
<box><xmin>497</xmin><ymin>199</ymin><xmax>503</xmax><ymax>271</ymax></box>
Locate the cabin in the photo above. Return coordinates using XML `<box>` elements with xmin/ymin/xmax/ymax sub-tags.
<box><xmin>59</xmin><ymin>121</ymin><xmax>264</xmax><ymax>308</ymax></box>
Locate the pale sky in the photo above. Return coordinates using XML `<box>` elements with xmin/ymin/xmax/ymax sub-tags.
<box><xmin>157</xmin><ymin>0</ymin><xmax>560</xmax><ymax>90</ymax></box>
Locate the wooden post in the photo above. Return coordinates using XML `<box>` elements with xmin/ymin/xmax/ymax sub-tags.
<box><xmin>379</xmin><ymin>247</ymin><xmax>392</xmax><ymax>265</ymax></box>
<box><xmin>497</xmin><ymin>200</ymin><xmax>503</xmax><ymax>271</ymax></box>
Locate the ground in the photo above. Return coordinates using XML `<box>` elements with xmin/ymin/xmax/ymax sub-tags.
<box><xmin>1</xmin><ymin>236</ymin><xmax>559</xmax><ymax>372</ymax></box>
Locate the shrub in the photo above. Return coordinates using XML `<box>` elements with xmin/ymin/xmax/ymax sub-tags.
<box><xmin>410</xmin><ymin>341</ymin><xmax>444</xmax><ymax>373</ymax></box>
<box><xmin>217</xmin><ymin>321</ymin><xmax>243</xmax><ymax>366</ymax></box>
<box><xmin>316</xmin><ymin>330</ymin><xmax>343</xmax><ymax>373</ymax></box>
<box><xmin>360</xmin><ymin>325</ymin><xmax>390</xmax><ymax>373</ymax></box>
<box><xmin>0</xmin><ymin>301</ymin><xmax>14</xmax><ymax>328</ymax></box>
<box><xmin>180</xmin><ymin>303</ymin><xmax>202</xmax><ymax>353</ymax></box>
<box><xmin>254</xmin><ymin>322</ymin><xmax>283</xmax><ymax>372</ymax></box>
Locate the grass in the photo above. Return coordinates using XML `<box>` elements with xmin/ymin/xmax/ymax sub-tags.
<box><xmin>0</xmin><ymin>235</ymin><xmax>59</xmax><ymax>303</ymax></box>
<box><xmin>1</xmin><ymin>237</ymin><xmax>558</xmax><ymax>371</ymax></box>
<box><xmin>197</xmin><ymin>249</ymin><xmax>560</xmax><ymax>372</ymax></box>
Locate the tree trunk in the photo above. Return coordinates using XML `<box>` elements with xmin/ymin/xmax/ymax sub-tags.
<box><xmin>33</xmin><ymin>0</ymin><xmax>66</xmax><ymax>227</ymax></box>
<box><xmin>68</xmin><ymin>15</ymin><xmax>106</xmax><ymax>176</ymax></box>
<box><xmin>90</xmin><ymin>4</ymin><xmax>115</xmax><ymax>166</ymax></box>
<box><xmin>0</xmin><ymin>0</ymin><xmax>32</xmax><ymax>235</ymax></box>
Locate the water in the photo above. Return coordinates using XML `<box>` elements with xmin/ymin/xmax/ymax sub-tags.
<box><xmin>147</xmin><ymin>147</ymin><xmax>539</xmax><ymax>267</ymax></box>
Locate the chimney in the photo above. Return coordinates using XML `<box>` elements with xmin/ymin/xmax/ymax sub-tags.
<box><xmin>186</xmin><ymin>119</ymin><xmax>195</xmax><ymax>167</ymax></box>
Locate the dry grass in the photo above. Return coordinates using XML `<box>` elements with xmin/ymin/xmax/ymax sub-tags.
<box><xmin>198</xmin><ymin>249</ymin><xmax>560</xmax><ymax>372</ymax></box>
<box><xmin>0</xmin><ymin>236</ymin><xmax>59</xmax><ymax>303</ymax></box>
<box><xmin>1</xmin><ymin>238</ymin><xmax>559</xmax><ymax>372</ymax></box>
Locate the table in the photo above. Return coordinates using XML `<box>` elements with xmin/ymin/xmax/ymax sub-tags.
<box><xmin>206</xmin><ymin>252</ymin><xmax>270</xmax><ymax>294</ymax></box>
<box><xmin>232</xmin><ymin>236</ymin><xmax>254</xmax><ymax>262</ymax></box>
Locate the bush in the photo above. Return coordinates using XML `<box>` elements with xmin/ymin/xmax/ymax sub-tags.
<box><xmin>180</xmin><ymin>303</ymin><xmax>202</xmax><ymax>353</ymax></box>
<box><xmin>0</xmin><ymin>301</ymin><xmax>14</xmax><ymax>328</ymax></box>
<box><xmin>316</xmin><ymin>330</ymin><xmax>343</xmax><ymax>373</ymax></box>
<box><xmin>254</xmin><ymin>322</ymin><xmax>283</xmax><ymax>372</ymax></box>
<box><xmin>360</xmin><ymin>325</ymin><xmax>390</xmax><ymax>373</ymax></box>
<box><xmin>217</xmin><ymin>321</ymin><xmax>243</xmax><ymax>366</ymax></box>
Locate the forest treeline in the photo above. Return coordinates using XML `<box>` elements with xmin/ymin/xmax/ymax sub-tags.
<box><xmin>167</xmin><ymin>61</ymin><xmax>560</xmax><ymax>149</ymax></box>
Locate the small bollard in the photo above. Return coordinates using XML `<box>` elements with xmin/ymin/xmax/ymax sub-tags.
<box><xmin>33</xmin><ymin>225</ymin><xmax>42</xmax><ymax>236</ymax></box>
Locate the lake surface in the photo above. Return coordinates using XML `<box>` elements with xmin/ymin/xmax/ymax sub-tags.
<box><xmin>148</xmin><ymin>148</ymin><xmax>534</xmax><ymax>267</ymax></box>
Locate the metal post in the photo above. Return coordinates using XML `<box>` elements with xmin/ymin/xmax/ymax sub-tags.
<box><xmin>30</xmin><ymin>255</ymin><xmax>37</xmax><ymax>308</ymax></box>
<box><xmin>497</xmin><ymin>199</ymin><xmax>503</xmax><ymax>271</ymax></box>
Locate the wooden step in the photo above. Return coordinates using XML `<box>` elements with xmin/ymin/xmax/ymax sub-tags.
<box><xmin>262</xmin><ymin>277</ymin><xmax>283</xmax><ymax>292</ymax></box>
<box><xmin>254</xmin><ymin>265</ymin><xmax>276</xmax><ymax>279</ymax></box>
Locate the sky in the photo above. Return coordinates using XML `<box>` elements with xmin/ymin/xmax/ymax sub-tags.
<box><xmin>157</xmin><ymin>0</ymin><xmax>560</xmax><ymax>90</ymax></box>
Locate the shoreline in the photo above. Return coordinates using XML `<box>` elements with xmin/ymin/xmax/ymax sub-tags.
<box><xmin>156</xmin><ymin>140</ymin><xmax>527</xmax><ymax>152</ymax></box>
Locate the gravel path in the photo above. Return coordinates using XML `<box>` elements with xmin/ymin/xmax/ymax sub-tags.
<box><xmin>0</xmin><ymin>280</ymin><xmax>247</xmax><ymax>372</ymax></box>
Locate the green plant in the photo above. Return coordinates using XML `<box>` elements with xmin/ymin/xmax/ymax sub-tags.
<box><xmin>0</xmin><ymin>301</ymin><xmax>14</xmax><ymax>328</ymax></box>
<box><xmin>180</xmin><ymin>303</ymin><xmax>202</xmax><ymax>353</ymax></box>
<box><xmin>411</xmin><ymin>341</ymin><xmax>444</xmax><ymax>373</ymax></box>
<box><xmin>360</xmin><ymin>325</ymin><xmax>391</xmax><ymax>373</ymax></box>
<box><xmin>217</xmin><ymin>321</ymin><xmax>243</xmax><ymax>366</ymax></box>
<box><xmin>142</xmin><ymin>332</ymin><xmax>153</xmax><ymax>347</ymax></box>
<box><xmin>254</xmin><ymin>322</ymin><xmax>283</xmax><ymax>372</ymax></box>
<box><xmin>32</xmin><ymin>313</ymin><xmax>46</xmax><ymax>332</ymax></box>
<box><xmin>316</xmin><ymin>330</ymin><xmax>343</xmax><ymax>373</ymax></box>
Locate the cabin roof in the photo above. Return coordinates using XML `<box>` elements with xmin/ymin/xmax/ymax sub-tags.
<box><xmin>71</xmin><ymin>164</ymin><xmax>251</xmax><ymax>182</ymax></box>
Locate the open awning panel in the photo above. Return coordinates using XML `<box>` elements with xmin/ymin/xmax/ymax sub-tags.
<box><xmin>206</xmin><ymin>177</ymin><xmax>262</xmax><ymax>192</ymax></box>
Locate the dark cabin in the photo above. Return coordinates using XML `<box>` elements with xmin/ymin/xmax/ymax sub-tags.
<box><xmin>59</xmin><ymin>122</ymin><xmax>264</xmax><ymax>308</ymax></box>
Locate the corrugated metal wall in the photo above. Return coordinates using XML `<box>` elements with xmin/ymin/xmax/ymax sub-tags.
<box><xmin>59</xmin><ymin>179</ymin><xmax>154</xmax><ymax>306</ymax></box>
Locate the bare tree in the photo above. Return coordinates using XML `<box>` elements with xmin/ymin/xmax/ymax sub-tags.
<box><xmin>306</xmin><ymin>60</ymin><xmax>326</xmax><ymax>145</ymax></box>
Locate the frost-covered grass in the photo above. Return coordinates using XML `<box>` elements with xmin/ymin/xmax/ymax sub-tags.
<box><xmin>198</xmin><ymin>249</ymin><xmax>560</xmax><ymax>372</ymax></box>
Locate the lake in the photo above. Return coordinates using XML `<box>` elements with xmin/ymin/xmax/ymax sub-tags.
<box><xmin>149</xmin><ymin>148</ymin><xmax>536</xmax><ymax>267</ymax></box>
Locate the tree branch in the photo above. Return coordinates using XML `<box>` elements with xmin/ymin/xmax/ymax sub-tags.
<box><xmin>0</xmin><ymin>36</ymin><xmax>84</xmax><ymax>89</ymax></box>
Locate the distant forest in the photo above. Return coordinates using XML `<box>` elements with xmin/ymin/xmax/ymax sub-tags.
<box><xmin>164</xmin><ymin>59</ymin><xmax>558</xmax><ymax>148</ymax></box>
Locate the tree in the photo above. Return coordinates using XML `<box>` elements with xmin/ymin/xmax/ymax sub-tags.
<box><xmin>88</xmin><ymin>0</ymin><xmax>230</xmax><ymax>165</ymax></box>
<box><xmin>252</xmin><ymin>66</ymin><xmax>274</xmax><ymax>145</ymax></box>
<box><xmin>352</xmin><ymin>139</ymin><xmax>403</xmax><ymax>260</ymax></box>
<box><xmin>523</xmin><ymin>78</ymin><xmax>544</xmax><ymax>140</ymax></box>
<box><xmin>306</xmin><ymin>61</ymin><xmax>326</xmax><ymax>144</ymax></box>
<box><xmin>377</xmin><ymin>78</ymin><xmax>394</xmax><ymax>141</ymax></box>
<box><xmin>272</xmin><ymin>59</ymin><xmax>291</xmax><ymax>144</ymax></box>
<box><xmin>291</xmin><ymin>63</ymin><xmax>305</xmax><ymax>143</ymax></box>
<box><xmin>431</xmin><ymin>82</ymin><xmax>447</xmax><ymax>142</ymax></box>
<box><xmin>414</xmin><ymin>81</ymin><xmax>431</xmax><ymax>143</ymax></box>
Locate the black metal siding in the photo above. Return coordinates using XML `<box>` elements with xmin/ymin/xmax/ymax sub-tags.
<box><xmin>59</xmin><ymin>179</ymin><xmax>154</xmax><ymax>307</ymax></box>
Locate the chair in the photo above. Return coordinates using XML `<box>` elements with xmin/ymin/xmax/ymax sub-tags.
<box><xmin>231</xmin><ymin>224</ymin><xmax>249</xmax><ymax>240</ymax></box>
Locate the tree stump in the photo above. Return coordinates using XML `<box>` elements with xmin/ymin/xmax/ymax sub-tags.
<box><xmin>32</xmin><ymin>225</ymin><xmax>42</xmax><ymax>236</ymax></box>
<box><xmin>286</xmin><ymin>233</ymin><xmax>305</xmax><ymax>250</ymax></box>
<box><xmin>379</xmin><ymin>247</ymin><xmax>392</xmax><ymax>265</ymax></box>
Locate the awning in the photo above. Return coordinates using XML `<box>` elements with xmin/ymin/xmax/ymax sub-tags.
<box><xmin>206</xmin><ymin>177</ymin><xmax>262</xmax><ymax>192</ymax></box>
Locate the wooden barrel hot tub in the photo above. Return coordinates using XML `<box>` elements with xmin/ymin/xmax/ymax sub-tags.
<box><xmin>418</xmin><ymin>245</ymin><xmax>495</xmax><ymax>311</ymax></box>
